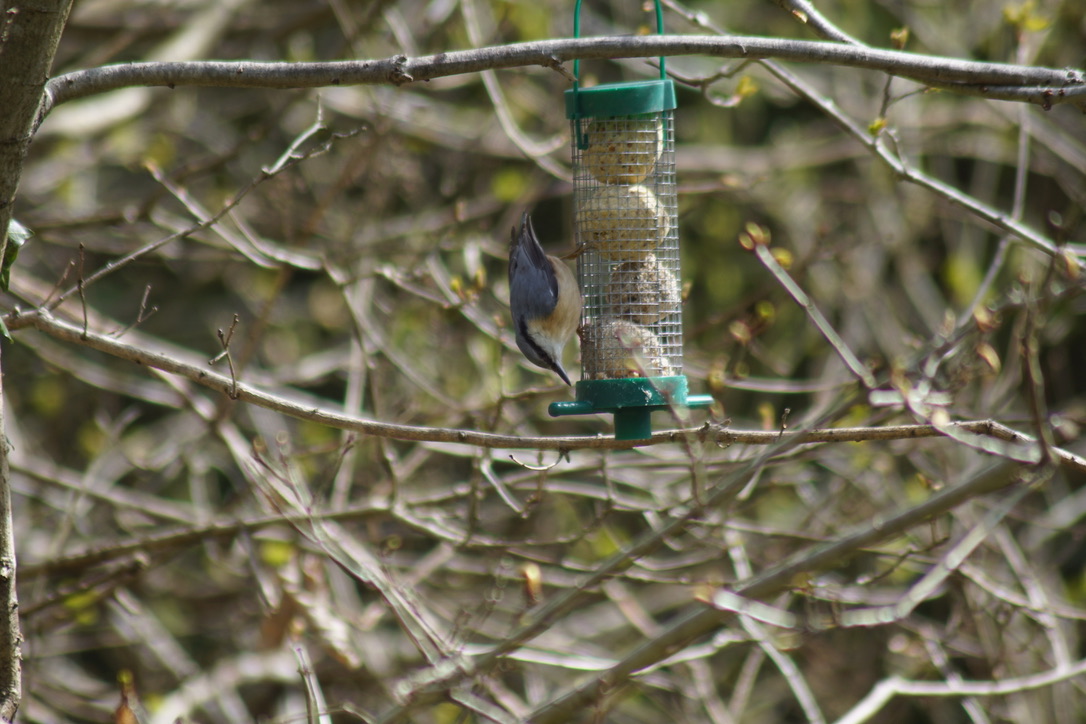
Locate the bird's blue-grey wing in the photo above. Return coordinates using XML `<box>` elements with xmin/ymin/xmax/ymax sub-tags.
<box><xmin>509</xmin><ymin>214</ymin><xmax>558</xmax><ymax>318</ymax></box>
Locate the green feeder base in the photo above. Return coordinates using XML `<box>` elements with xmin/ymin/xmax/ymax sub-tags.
<box><xmin>549</xmin><ymin>376</ymin><xmax>713</xmax><ymax>441</ymax></box>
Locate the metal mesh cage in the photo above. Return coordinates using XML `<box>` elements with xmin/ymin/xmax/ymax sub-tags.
<box><xmin>571</xmin><ymin>111</ymin><xmax>682</xmax><ymax>381</ymax></box>
<box><xmin>550</xmin><ymin>6</ymin><xmax>710</xmax><ymax>438</ymax></box>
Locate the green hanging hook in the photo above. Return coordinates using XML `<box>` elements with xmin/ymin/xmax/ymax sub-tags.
<box><xmin>569</xmin><ymin>0</ymin><xmax>669</xmax><ymax>150</ymax></box>
<box><xmin>571</xmin><ymin>0</ymin><xmax>667</xmax><ymax>91</ymax></box>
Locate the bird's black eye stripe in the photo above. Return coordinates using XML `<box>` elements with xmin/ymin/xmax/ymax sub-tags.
<box><xmin>518</xmin><ymin>317</ymin><xmax>558</xmax><ymax>372</ymax></box>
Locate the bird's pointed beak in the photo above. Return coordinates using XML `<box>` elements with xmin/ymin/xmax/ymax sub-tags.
<box><xmin>553</xmin><ymin>362</ymin><xmax>572</xmax><ymax>386</ymax></box>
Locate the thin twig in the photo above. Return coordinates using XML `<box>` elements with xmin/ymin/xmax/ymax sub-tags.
<box><xmin>834</xmin><ymin>658</ymin><xmax>1086</xmax><ymax>724</ymax></box>
<box><xmin>662</xmin><ymin>0</ymin><xmax>1068</xmax><ymax>260</ymax></box>
<box><xmin>746</xmin><ymin>233</ymin><xmax>877</xmax><ymax>389</ymax></box>
<box><xmin>209</xmin><ymin>313</ymin><xmax>241</xmax><ymax>400</ymax></box>
<box><xmin>42</xmin><ymin>128</ymin><xmax>342</xmax><ymax>311</ymax></box>
<box><xmin>76</xmin><ymin>242</ymin><xmax>87</xmax><ymax>339</ymax></box>
<box><xmin>112</xmin><ymin>284</ymin><xmax>158</xmax><ymax>338</ymax></box>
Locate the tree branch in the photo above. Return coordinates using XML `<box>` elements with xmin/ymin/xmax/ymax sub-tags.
<box><xmin>8</xmin><ymin>309</ymin><xmax>1084</xmax><ymax>475</ymax></box>
<box><xmin>0</xmin><ymin>0</ymin><xmax>76</xmax><ymax>717</ymax></box>
<box><xmin>41</xmin><ymin>35</ymin><xmax>1086</xmax><ymax>119</ymax></box>
<box><xmin>525</xmin><ymin>461</ymin><xmax>1028</xmax><ymax>723</ymax></box>
<box><xmin>835</xmin><ymin>657</ymin><xmax>1086</xmax><ymax>724</ymax></box>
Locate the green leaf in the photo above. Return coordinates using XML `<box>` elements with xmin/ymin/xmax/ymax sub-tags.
<box><xmin>1003</xmin><ymin>1</ymin><xmax>1050</xmax><ymax>32</ymax></box>
<box><xmin>735</xmin><ymin>75</ymin><xmax>760</xmax><ymax>99</ymax></box>
<box><xmin>2</xmin><ymin>218</ymin><xmax>32</xmax><ymax>293</ymax></box>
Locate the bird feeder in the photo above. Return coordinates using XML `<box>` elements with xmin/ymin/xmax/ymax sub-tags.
<box><xmin>549</xmin><ymin>0</ymin><xmax>711</xmax><ymax>440</ymax></box>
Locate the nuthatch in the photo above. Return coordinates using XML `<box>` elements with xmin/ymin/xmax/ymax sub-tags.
<box><xmin>508</xmin><ymin>212</ymin><xmax>582</xmax><ymax>386</ymax></box>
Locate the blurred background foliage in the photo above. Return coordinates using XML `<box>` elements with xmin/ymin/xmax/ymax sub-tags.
<box><xmin>7</xmin><ymin>0</ymin><xmax>1086</xmax><ymax>722</ymax></box>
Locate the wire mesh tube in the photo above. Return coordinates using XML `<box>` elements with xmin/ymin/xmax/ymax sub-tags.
<box><xmin>551</xmin><ymin>1</ymin><xmax>711</xmax><ymax>438</ymax></box>
<box><xmin>571</xmin><ymin>110</ymin><xmax>682</xmax><ymax>380</ymax></box>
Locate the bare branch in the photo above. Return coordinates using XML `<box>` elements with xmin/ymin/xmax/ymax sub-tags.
<box><xmin>0</xmin><ymin>0</ymin><xmax>76</xmax><ymax>716</ymax></box>
<box><xmin>7</xmin><ymin>309</ymin><xmax>1084</xmax><ymax>474</ymax></box>
<box><xmin>834</xmin><ymin>658</ymin><xmax>1086</xmax><ymax>724</ymax></box>
<box><xmin>41</xmin><ymin>35</ymin><xmax>1085</xmax><ymax>117</ymax></box>
<box><xmin>745</xmin><ymin>229</ymin><xmax>876</xmax><ymax>389</ymax></box>
<box><xmin>524</xmin><ymin>460</ymin><xmax>1026</xmax><ymax>724</ymax></box>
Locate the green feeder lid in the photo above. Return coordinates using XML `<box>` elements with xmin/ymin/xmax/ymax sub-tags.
<box><xmin>565</xmin><ymin>79</ymin><xmax>676</xmax><ymax>119</ymax></box>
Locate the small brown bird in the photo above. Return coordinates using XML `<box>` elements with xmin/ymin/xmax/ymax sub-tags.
<box><xmin>508</xmin><ymin>213</ymin><xmax>582</xmax><ymax>385</ymax></box>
